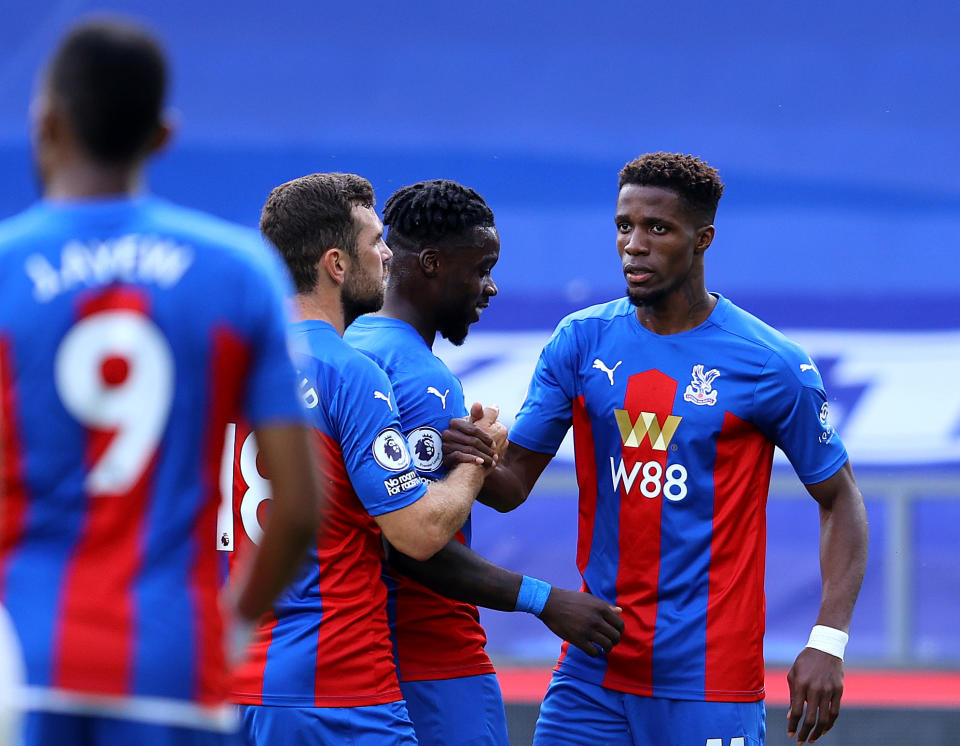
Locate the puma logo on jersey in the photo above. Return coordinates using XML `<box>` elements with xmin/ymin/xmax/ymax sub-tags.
<box><xmin>800</xmin><ymin>359</ymin><xmax>819</xmax><ymax>374</ymax></box>
<box><xmin>592</xmin><ymin>358</ymin><xmax>622</xmax><ymax>386</ymax></box>
<box><xmin>374</xmin><ymin>390</ymin><xmax>393</xmax><ymax>410</ymax></box>
<box><xmin>426</xmin><ymin>387</ymin><xmax>450</xmax><ymax>409</ymax></box>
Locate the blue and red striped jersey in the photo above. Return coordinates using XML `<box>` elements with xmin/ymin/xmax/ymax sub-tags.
<box><xmin>229</xmin><ymin>320</ymin><xmax>429</xmax><ymax>707</ymax></box>
<box><xmin>0</xmin><ymin>196</ymin><xmax>304</xmax><ymax>726</ymax></box>
<box><xmin>510</xmin><ymin>295</ymin><xmax>847</xmax><ymax>702</ymax></box>
<box><xmin>346</xmin><ymin>316</ymin><xmax>495</xmax><ymax>682</ymax></box>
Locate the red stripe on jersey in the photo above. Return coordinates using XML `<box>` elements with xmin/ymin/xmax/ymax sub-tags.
<box><xmin>572</xmin><ymin>395</ymin><xmax>596</xmax><ymax>576</ymax></box>
<box><xmin>705</xmin><ymin>411</ymin><xmax>773</xmax><ymax>700</ymax></box>
<box><xmin>52</xmin><ymin>459</ymin><xmax>155</xmax><ymax>689</ymax></box>
<box><xmin>192</xmin><ymin>328</ymin><xmax>250</xmax><ymax>705</ymax></box>
<box><xmin>232</xmin><ymin>429</ymin><xmax>401</xmax><ymax>706</ymax></box>
<box><xmin>79</xmin><ymin>287</ymin><xmax>149</xmax><ymax>317</ymax></box>
<box><xmin>605</xmin><ymin>369</ymin><xmax>677</xmax><ymax>692</ymax></box>
<box><xmin>312</xmin><ymin>430</ymin><xmax>400</xmax><ymax>705</ymax></box>
<box><xmin>0</xmin><ymin>337</ymin><xmax>28</xmax><ymax>602</ymax></box>
<box><xmin>563</xmin><ymin>396</ymin><xmax>597</xmax><ymax>675</ymax></box>
<box><xmin>54</xmin><ymin>289</ymin><xmax>158</xmax><ymax>694</ymax></box>
<box><xmin>388</xmin><ymin>520</ymin><xmax>493</xmax><ymax>681</ymax></box>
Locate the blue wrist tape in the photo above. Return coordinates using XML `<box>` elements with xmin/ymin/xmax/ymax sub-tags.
<box><xmin>515</xmin><ymin>575</ymin><xmax>551</xmax><ymax>616</ymax></box>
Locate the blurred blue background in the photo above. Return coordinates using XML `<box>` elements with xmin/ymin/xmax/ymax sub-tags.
<box><xmin>2</xmin><ymin>1</ymin><xmax>958</xmax><ymax>668</ymax></box>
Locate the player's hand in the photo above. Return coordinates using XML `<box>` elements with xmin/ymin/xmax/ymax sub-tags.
<box><xmin>443</xmin><ymin>402</ymin><xmax>506</xmax><ymax>469</ymax></box>
<box><xmin>538</xmin><ymin>587</ymin><xmax>624</xmax><ymax>658</ymax></box>
<box><xmin>786</xmin><ymin>647</ymin><xmax>844</xmax><ymax>743</ymax></box>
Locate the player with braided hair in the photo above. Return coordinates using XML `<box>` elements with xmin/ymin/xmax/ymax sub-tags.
<box><xmin>346</xmin><ymin>179</ymin><xmax>624</xmax><ymax>746</ymax></box>
<box><xmin>378</xmin><ymin>179</ymin><xmax>496</xmax><ymax>346</ymax></box>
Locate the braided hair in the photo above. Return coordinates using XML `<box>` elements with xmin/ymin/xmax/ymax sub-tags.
<box><xmin>382</xmin><ymin>180</ymin><xmax>494</xmax><ymax>251</ymax></box>
<box><xmin>618</xmin><ymin>152</ymin><xmax>724</xmax><ymax>222</ymax></box>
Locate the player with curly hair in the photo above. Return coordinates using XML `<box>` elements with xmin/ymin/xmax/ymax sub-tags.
<box><xmin>447</xmin><ymin>153</ymin><xmax>869</xmax><ymax>745</ymax></box>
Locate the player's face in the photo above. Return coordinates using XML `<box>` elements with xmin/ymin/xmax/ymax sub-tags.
<box><xmin>437</xmin><ymin>226</ymin><xmax>500</xmax><ymax>346</ymax></box>
<box><xmin>615</xmin><ymin>185</ymin><xmax>713</xmax><ymax>308</ymax></box>
<box><xmin>342</xmin><ymin>205</ymin><xmax>392</xmax><ymax>322</ymax></box>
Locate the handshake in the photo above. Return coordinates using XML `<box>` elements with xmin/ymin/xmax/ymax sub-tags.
<box><xmin>442</xmin><ymin>402</ymin><xmax>509</xmax><ymax>471</ymax></box>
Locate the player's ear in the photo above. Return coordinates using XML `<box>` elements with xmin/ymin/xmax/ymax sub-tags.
<box><xmin>418</xmin><ymin>248</ymin><xmax>441</xmax><ymax>278</ymax></box>
<box><xmin>32</xmin><ymin>92</ymin><xmax>62</xmax><ymax>152</ymax></box>
<box><xmin>148</xmin><ymin>110</ymin><xmax>176</xmax><ymax>155</ymax></box>
<box><xmin>695</xmin><ymin>225</ymin><xmax>715</xmax><ymax>254</ymax></box>
<box><xmin>320</xmin><ymin>247</ymin><xmax>348</xmax><ymax>286</ymax></box>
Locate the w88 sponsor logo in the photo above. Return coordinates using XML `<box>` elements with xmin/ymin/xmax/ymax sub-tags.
<box><xmin>609</xmin><ymin>457</ymin><xmax>688</xmax><ymax>501</ymax></box>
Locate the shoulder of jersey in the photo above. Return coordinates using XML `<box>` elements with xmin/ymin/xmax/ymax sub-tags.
<box><xmin>146</xmin><ymin>199</ymin><xmax>261</xmax><ymax>245</ymax></box>
<box><xmin>552</xmin><ymin>297</ymin><xmax>634</xmax><ymax>337</ymax></box>
<box><xmin>0</xmin><ymin>205</ymin><xmax>54</xmax><ymax>253</ymax></box>
<box><xmin>345</xmin><ymin>317</ymin><xmax>429</xmax><ymax>371</ymax></box>
<box><xmin>299</xmin><ymin>329</ymin><xmax>389</xmax><ymax>385</ymax></box>
<box><xmin>147</xmin><ymin>200</ymin><xmax>293</xmax><ymax>292</ymax></box>
<box><xmin>719</xmin><ymin>300</ymin><xmax>821</xmax><ymax>385</ymax></box>
<box><xmin>343</xmin><ymin>316</ymin><xmax>386</xmax><ymax>356</ymax></box>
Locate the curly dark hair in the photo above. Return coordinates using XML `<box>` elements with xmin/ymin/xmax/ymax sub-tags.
<box><xmin>382</xmin><ymin>180</ymin><xmax>494</xmax><ymax>251</ymax></box>
<box><xmin>618</xmin><ymin>152</ymin><xmax>725</xmax><ymax>222</ymax></box>
<box><xmin>260</xmin><ymin>172</ymin><xmax>375</xmax><ymax>293</ymax></box>
<box><xmin>47</xmin><ymin>19</ymin><xmax>167</xmax><ymax>163</ymax></box>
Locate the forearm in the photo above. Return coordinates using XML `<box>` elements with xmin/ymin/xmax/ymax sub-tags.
<box><xmin>421</xmin><ymin>462</ymin><xmax>485</xmax><ymax>546</ymax></box>
<box><xmin>816</xmin><ymin>489</ymin><xmax>869</xmax><ymax>630</ymax></box>
<box><xmin>378</xmin><ymin>462</ymin><xmax>485</xmax><ymax>561</ymax></box>
<box><xmin>476</xmin><ymin>463</ymin><xmax>528</xmax><ymax>513</ymax></box>
<box><xmin>387</xmin><ymin>537</ymin><xmax>523</xmax><ymax>610</ymax></box>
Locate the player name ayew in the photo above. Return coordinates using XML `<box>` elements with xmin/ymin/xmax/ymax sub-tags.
<box><xmin>24</xmin><ymin>235</ymin><xmax>194</xmax><ymax>302</ymax></box>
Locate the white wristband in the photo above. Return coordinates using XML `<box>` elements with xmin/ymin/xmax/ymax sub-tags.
<box><xmin>805</xmin><ymin>625</ymin><xmax>849</xmax><ymax>660</ymax></box>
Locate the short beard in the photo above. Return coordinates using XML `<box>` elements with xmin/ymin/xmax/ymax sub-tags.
<box><xmin>626</xmin><ymin>285</ymin><xmax>667</xmax><ymax>309</ymax></box>
<box><xmin>625</xmin><ymin>275</ymin><xmax>683</xmax><ymax>309</ymax></box>
<box><xmin>438</xmin><ymin>318</ymin><xmax>470</xmax><ymax>347</ymax></box>
<box><xmin>342</xmin><ymin>284</ymin><xmax>384</xmax><ymax>328</ymax></box>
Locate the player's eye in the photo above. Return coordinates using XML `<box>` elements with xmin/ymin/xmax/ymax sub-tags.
<box><xmin>650</xmin><ymin>224</ymin><xmax>667</xmax><ymax>235</ymax></box>
<box><xmin>617</xmin><ymin>222</ymin><xmax>631</xmax><ymax>233</ymax></box>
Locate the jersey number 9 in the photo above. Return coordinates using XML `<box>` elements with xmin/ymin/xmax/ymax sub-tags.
<box><xmin>54</xmin><ymin>309</ymin><xmax>174</xmax><ymax>496</ymax></box>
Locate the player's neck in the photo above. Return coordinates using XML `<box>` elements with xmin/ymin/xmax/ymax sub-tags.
<box><xmin>377</xmin><ymin>292</ymin><xmax>437</xmax><ymax>348</ymax></box>
<box><xmin>43</xmin><ymin>159</ymin><xmax>146</xmax><ymax>201</ymax></box>
<box><xmin>295</xmin><ymin>293</ymin><xmax>345</xmax><ymax>335</ymax></box>
<box><xmin>635</xmin><ymin>286</ymin><xmax>716</xmax><ymax>335</ymax></box>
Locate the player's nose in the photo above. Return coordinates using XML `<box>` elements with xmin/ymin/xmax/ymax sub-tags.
<box><xmin>624</xmin><ymin>231</ymin><xmax>648</xmax><ymax>255</ymax></box>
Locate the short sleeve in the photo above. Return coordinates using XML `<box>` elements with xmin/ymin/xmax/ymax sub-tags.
<box><xmin>753</xmin><ymin>352</ymin><xmax>848</xmax><ymax>484</ymax></box>
<box><xmin>240</xmin><ymin>252</ymin><xmax>305</xmax><ymax>426</ymax></box>
<box><xmin>330</xmin><ymin>357</ymin><xmax>428</xmax><ymax>516</ymax></box>
<box><xmin>509</xmin><ymin>322</ymin><xmax>579</xmax><ymax>455</ymax></box>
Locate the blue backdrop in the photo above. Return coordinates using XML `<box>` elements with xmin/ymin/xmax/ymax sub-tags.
<box><xmin>1</xmin><ymin>1</ymin><xmax>958</xmax><ymax>323</ymax></box>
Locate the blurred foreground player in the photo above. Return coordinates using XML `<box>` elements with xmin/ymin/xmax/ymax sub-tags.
<box><xmin>0</xmin><ymin>21</ymin><xmax>318</xmax><ymax>746</ymax></box>
<box><xmin>0</xmin><ymin>604</ymin><xmax>24</xmax><ymax>745</ymax></box>
<box><xmin>458</xmin><ymin>153</ymin><xmax>868</xmax><ymax>745</ymax></box>
<box><xmin>345</xmin><ymin>180</ymin><xmax>624</xmax><ymax>745</ymax></box>
<box><xmin>230</xmin><ymin>173</ymin><xmax>505</xmax><ymax>745</ymax></box>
